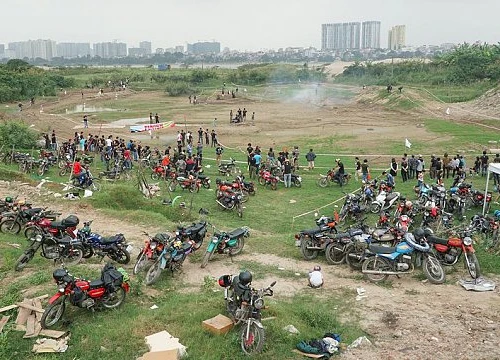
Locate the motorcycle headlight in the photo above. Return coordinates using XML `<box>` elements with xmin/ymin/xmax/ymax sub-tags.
<box><xmin>254</xmin><ymin>298</ymin><xmax>264</xmax><ymax>309</ymax></box>
<box><xmin>297</xmin><ymin>177</ymin><xmax>302</xmax><ymax>181</ymax></box>
<box><xmin>150</xmin><ymin>243</ymin><xmax>157</xmax><ymax>250</ymax></box>
<box><xmin>35</xmin><ymin>234</ymin><xmax>43</xmax><ymax>242</ymax></box>
<box><xmin>212</xmin><ymin>237</ymin><xmax>218</xmax><ymax>243</ymax></box>
<box><xmin>463</xmin><ymin>237</ymin><xmax>473</xmax><ymax>246</ymax></box>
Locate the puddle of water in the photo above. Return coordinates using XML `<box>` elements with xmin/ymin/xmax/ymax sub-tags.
<box><xmin>66</xmin><ymin>105</ymin><xmax>117</xmax><ymax>114</ymax></box>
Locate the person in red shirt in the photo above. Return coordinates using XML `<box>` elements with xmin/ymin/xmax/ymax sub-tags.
<box><xmin>73</xmin><ymin>158</ymin><xmax>86</xmax><ymax>185</ymax></box>
<box><xmin>123</xmin><ymin>149</ymin><xmax>132</xmax><ymax>169</ymax></box>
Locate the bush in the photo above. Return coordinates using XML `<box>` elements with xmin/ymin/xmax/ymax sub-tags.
<box><xmin>165</xmin><ymin>82</ymin><xmax>196</xmax><ymax>96</ymax></box>
<box><xmin>0</xmin><ymin>121</ymin><xmax>38</xmax><ymax>149</ymax></box>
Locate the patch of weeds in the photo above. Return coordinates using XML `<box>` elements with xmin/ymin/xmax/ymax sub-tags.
<box><xmin>404</xmin><ymin>289</ymin><xmax>419</xmax><ymax>295</ymax></box>
<box><xmin>381</xmin><ymin>311</ymin><xmax>399</xmax><ymax>329</ymax></box>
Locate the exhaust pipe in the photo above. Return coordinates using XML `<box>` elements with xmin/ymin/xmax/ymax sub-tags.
<box><xmin>362</xmin><ymin>269</ymin><xmax>414</xmax><ymax>275</ymax></box>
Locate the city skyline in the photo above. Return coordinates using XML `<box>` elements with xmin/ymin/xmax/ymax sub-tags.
<box><xmin>0</xmin><ymin>0</ymin><xmax>499</xmax><ymax>51</ymax></box>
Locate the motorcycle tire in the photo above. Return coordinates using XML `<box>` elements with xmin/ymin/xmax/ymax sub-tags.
<box><xmin>200</xmin><ymin>251</ymin><xmax>214</xmax><ymax>268</ymax></box>
<box><xmin>317</xmin><ymin>177</ymin><xmax>329</xmax><ymax>188</ymax></box>
<box><xmin>60</xmin><ymin>246</ymin><xmax>84</xmax><ymax>266</ymax></box>
<box><xmin>293</xmin><ymin>179</ymin><xmax>302</xmax><ymax>188</ymax></box>
<box><xmin>370</xmin><ymin>203</ymin><xmax>381</xmax><ymax>214</ymax></box>
<box><xmin>151</xmin><ymin>172</ymin><xmax>160</xmax><ymax>181</ymax></box>
<box><xmin>145</xmin><ymin>260</ymin><xmax>163</xmax><ymax>286</ymax></box>
<box><xmin>15</xmin><ymin>249</ymin><xmax>35</xmax><ymax>271</ymax></box>
<box><xmin>59</xmin><ymin>167</ymin><xmax>68</xmax><ymax>177</ymax></box>
<box><xmin>57</xmin><ymin>160</ymin><xmax>66</xmax><ymax>169</ymax></box>
<box><xmin>133</xmin><ymin>251</ymin><xmax>148</xmax><ymax>274</ymax></box>
<box><xmin>464</xmin><ymin>252</ymin><xmax>481</xmax><ymax>279</ymax></box>
<box><xmin>24</xmin><ymin>225</ymin><xmax>43</xmax><ymax>239</ymax></box>
<box><xmin>37</xmin><ymin>167</ymin><xmax>46</xmax><ymax>177</ymax></box>
<box><xmin>236</xmin><ymin>203</ymin><xmax>243</xmax><ymax>218</ymax></box>
<box><xmin>241</xmin><ymin>192</ymin><xmax>249</xmax><ymax>203</ymax></box>
<box><xmin>270</xmin><ymin>182</ymin><xmax>277</xmax><ymax>191</ymax></box>
<box><xmin>258</xmin><ymin>177</ymin><xmax>266</xmax><ymax>186</ymax></box>
<box><xmin>300</xmin><ymin>236</ymin><xmax>319</xmax><ymax>260</ymax></box>
<box><xmin>229</xmin><ymin>237</ymin><xmax>245</xmax><ymax>256</ymax></box>
<box><xmin>40</xmin><ymin>297</ymin><xmax>66</xmax><ymax>329</ymax></box>
<box><xmin>422</xmin><ymin>256</ymin><xmax>446</xmax><ymax>284</ymax></box>
<box><xmin>362</xmin><ymin>256</ymin><xmax>391</xmax><ymax>283</ymax></box>
<box><xmin>102</xmin><ymin>287</ymin><xmax>126</xmax><ymax>309</ymax></box>
<box><xmin>90</xmin><ymin>181</ymin><xmax>101</xmax><ymax>192</ymax></box>
<box><xmin>202</xmin><ymin>181</ymin><xmax>211</xmax><ymax>189</ymax></box>
<box><xmin>240</xmin><ymin>322</ymin><xmax>265</xmax><ymax>355</ymax></box>
<box><xmin>325</xmin><ymin>242</ymin><xmax>346</xmax><ymax>265</ymax></box>
<box><xmin>345</xmin><ymin>244</ymin><xmax>364</xmax><ymax>270</ymax></box>
<box><xmin>109</xmin><ymin>248</ymin><xmax>130</xmax><ymax>264</ymax></box>
<box><xmin>82</xmin><ymin>245</ymin><xmax>94</xmax><ymax>259</ymax></box>
<box><xmin>0</xmin><ymin>219</ymin><xmax>21</xmax><ymax>235</ymax></box>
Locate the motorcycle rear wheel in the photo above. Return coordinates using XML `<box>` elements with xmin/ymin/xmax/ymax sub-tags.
<box><xmin>200</xmin><ymin>251</ymin><xmax>214</xmax><ymax>268</ymax></box>
<box><xmin>422</xmin><ymin>256</ymin><xmax>446</xmax><ymax>284</ymax></box>
<box><xmin>24</xmin><ymin>226</ymin><xmax>43</xmax><ymax>239</ymax></box>
<box><xmin>133</xmin><ymin>251</ymin><xmax>148</xmax><ymax>274</ymax></box>
<box><xmin>229</xmin><ymin>237</ymin><xmax>245</xmax><ymax>256</ymax></box>
<box><xmin>362</xmin><ymin>257</ymin><xmax>391</xmax><ymax>283</ymax></box>
<box><xmin>102</xmin><ymin>287</ymin><xmax>126</xmax><ymax>309</ymax></box>
<box><xmin>370</xmin><ymin>203</ymin><xmax>381</xmax><ymax>214</ymax></box>
<box><xmin>82</xmin><ymin>245</ymin><xmax>94</xmax><ymax>259</ymax></box>
<box><xmin>90</xmin><ymin>181</ymin><xmax>101</xmax><ymax>192</ymax></box>
<box><xmin>345</xmin><ymin>244</ymin><xmax>364</xmax><ymax>270</ymax></box>
<box><xmin>60</xmin><ymin>246</ymin><xmax>83</xmax><ymax>266</ymax></box>
<box><xmin>145</xmin><ymin>260</ymin><xmax>162</xmax><ymax>285</ymax></box>
<box><xmin>300</xmin><ymin>236</ymin><xmax>318</xmax><ymax>260</ymax></box>
<box><xmin>109</xmin><ymin>248</ymin><xmax>130</xmax><ymax>264</ymax></box>
<box><xmin>41</xmin><ymin>297</ymin><xmax>65</xmax><ymax>329</ymax></box>
<box><xmin>15</xmin><ymin>249</ymin><xmax>35</xmax><ymax>271</ymax></box>
<box><xmin>0</xmin><ymin>219</ymin><xmax>21</xmax><ymax>234</ymax></box>
<box><xmin>241</xmin><ymin>322</ymin><xmax>265</xmax><ymax>355</ymax></box>
<box><xmin>151</xmin><ymin>173</ymin><xmax>160</xmax><ymax>181</ymax></box>
<box><xmin>325</xmin><ymin>243</ymin><xmax>346</xmax><ymax>265</ymax></box>
<box><xmin>465</xmin><ymin>252</ymin><xmax>481</xmax><ymax>279</ymax></box>
<box><xmin>293</xmin><ymin>179</ymin><xmax>302</xmax><ymax>188</ymax></box>
<box><xmin>317</xmin><ymin>177</ymin><xmax>328</xmax><ymax>188</ymax></box>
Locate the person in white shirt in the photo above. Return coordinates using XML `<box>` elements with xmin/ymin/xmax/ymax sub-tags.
<box><xmin>308</xmin><ymin>265</ymin><xmax>324</xmax><ymax>288</ymax></box>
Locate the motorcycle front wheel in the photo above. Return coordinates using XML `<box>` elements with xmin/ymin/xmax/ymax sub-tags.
<box><xmin>241</xmin><ymin>322</ymin><xmax>265</xmax><ymax>355</ymax></box>
<box><xmin>317</xmin><ymin>177</ymin><xmax>328</xmax><ymax>188</ymax></box>
<box><xmin>464</xmin><ymin>252</ymin><xmax>481</xmax><ymax>279</ymax></box>
<box><xmin>109</xmin><ymin>247</ymin><xmax>130</xmax><ymax>264</ymax></box>
<box><xmin>151</xmin><ymin>172</ymin><xmax>160</xmax><ymax>181</ymax></box>
<box><xmin>300</xmin><ymin>236</ymin><xmax>318</xmax><ymax>260</ymax></box>
<box><xmin>41</xmin><ymin>297</ymin><xmax>66</xmax><ymax>329</ymax></box>
<box><xmin>362</xmin><ymin>256</ymin><xmax>391</xmax><ymax>283</ymax></box>
<box><xmin>59</xmin><ymin>167</ymin><xmax>68</xmax><ymax>177</ymax></box>
<box><xmin>293</xmin><ymin>178</ymin><xmax>302</xmax><ymax>188</ymax></box>
<box><xmin>102</xmin><ymin>287</ymin><xmax>126</xmax><ymax>309</ymax></box>
<box><xmin>325</xmin><ymin>242</ymin><xmax>346</xmax><ymax>265</ymax></box>
<box><xmin>90</xmin><ymin>181</ymin><xmax>101</xmax><ymax>192</ymax></box>
<box><xmin>133</xmin><ymin>251</ymin><xmax>148</xmax><ymax>274</ymax></box>
<box><xmin>15</xmin><ymin>249</ymin><xmax>35</xmax><ymax>271</ymax></box>
<box><xmin>60</xmin><ymin>246</ymin><xmax>83</xmax><ymax>266</ymax></box>
<box><xmin>145</xmin><ymin>260</ymin><xmax>162</xmax><ymax>285</ymax></box>
<box><xmin>24</xmin><ymin>226</ymin><xmax>43</xmax><ymax>239</ymax></box>
<box><xmin>200</xmin><ymin>251</ymin><xmax>214</xmax><ymax>268</ymax></box>
<box><xmin>0</xmin><ymin>219</ymin><xmax>21</xmax><ymax>234</ymax></box>
<box><xmin>370</xmin><ymin>203</ymin><xmax>381</xmax><ymax>214</ymax></box>
<box><xmin>422</xmin><ymin>256</ymin><xmax>446</xmax><ymax>284</ymax></box>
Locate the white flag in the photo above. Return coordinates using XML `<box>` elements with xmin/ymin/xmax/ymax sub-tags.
<box><xmin>405</xmin><ymin>138</ymin><xmax>412</xmax><ymax>148</ymax></box>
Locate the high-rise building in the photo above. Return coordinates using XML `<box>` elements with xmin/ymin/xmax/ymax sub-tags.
<box><xmin>187</xmin><ymin>42</ymin><xmax>220</xmax><ymax>54</ymax></box>
<box><xmin>139</xmin><ymin>41</ymin><xmax>152</xmax><ymax>55</ymax></box>
<box><xmin>388</xmin><ymin>25</ymin><xmax>406</xmax><ymax>50</ymax></box>
<box><xmin>93</xmin><ymin>42</ymin><xmax>127</xmax><ymax>58</ymax></box>
<box><xmin>175</xmin><ymin>45</ymin><xmax>184</xmax><ymax>53</ymax></box>
<box><xmin>362</xmin><ymin>21</ymin><xmax>381</xmax><ymax>49</ymax></box>
<box><xmin>321</xmin><ymin>22</ymin><xmax>361</xmax><ymax>50</ymax></box>
<box><xmin>0</xmin><ymin>44</ymin><xmax>4</xmax><ymax>58</ymax></box>
<box><xmin>128</xmin><ymin>48</ymin><xmax>148</xmax><ymax>57</ymax></box>
<box><xmin>7</xmin><ymin>39</ymin><xmax>56</xmax><ymax>60</ymax></box>
<box><xmin>56</xmin><ymin>43</ymin><xmax>91</xmax><ymax>58</ymax></box>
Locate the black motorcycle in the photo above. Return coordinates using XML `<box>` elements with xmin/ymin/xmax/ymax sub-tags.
<box><xmin>295</xmin><ymin>216</ymin><xmax>338</xmax><ymax>260</ymax></box>
<box><xmin>338</xmin><ymin>193</ymin><xmax>366</xmax><ymax>223</ymax></box>
<box><xmin>218</xmin><ymin>158</ymin><xmax>239</xmax><ymax>176</ymax></box>
<box><xmin>175</xmin><ymin>220</ymin><xmax>208</xmax><ymax>250</ymax></box>
<box><xmin>15</xmin><ymin>233</ymin><xmax>84</xmax><ymax>271</ymax></box>
<box><xmin>216</xmin><ymin>190</ymin><xmax>244</xmax><ymax>218</ymax></box>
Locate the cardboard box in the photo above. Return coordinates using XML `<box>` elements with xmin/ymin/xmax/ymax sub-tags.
<box><xmin>139</xmin><ymin>349</ymin><xmax>179</xmax><ymax>360</ymax></box>
<box><xmin>202</xmin><ymin>314</ymin><xmax>234</xmax><ymax>335</ymax></box>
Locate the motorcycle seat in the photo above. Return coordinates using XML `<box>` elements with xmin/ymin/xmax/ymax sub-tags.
<box><xmin>386</xmin><ymin>193</ymin><xmax>398</xmax><ymax>202</ymax></box>
<box><xmin>197</xmin><ymin>174</ymin><xmax>208</xmax><ymax>180</ymax></box>
<box><xmin>368</xmin><ymin>244</ymin><xmax>396</xmax><ymax>254</ymax></box>
<box><xmin>227</xmin><ymin>228</ymin><xmax>247</xmax><ymax>239</ymax></box>
<box><xmin>427</xmin><ymin>235</ymin><xmax>448</xmax><ymax>246</ymax></box>
<box><xmin>301</xmin><ymin>228</ymin><xmax>322</xmax><ymax>236</ymax></box>
<box><xmin>24</xmin><ymin>208</ymin><xmax>43</xmax><ymax>216</ymax></box>
<box><xmin>89</xmin><ymin>279</ymin><xmax>104</xmax><ymax>289</ymax></box>
<box><xmin>50</xmin><ymin>221</ymin><xmax>66</xmax><ymax>229</ymax></box>
<box><xmin>185</xmin><ymin>222</ymin><xmax>206</xmax><ymax>234</ymax></box>
<box><xmin>58</xmin><ymin>236</ymin><xmax>76</xmax><ymax>244</ymax></box>
<box><xmin>101</xmin><ymin>235</ymin><xmax>123</xmax><ymax>244</ymax></box>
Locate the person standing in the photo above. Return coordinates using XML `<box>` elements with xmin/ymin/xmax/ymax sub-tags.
<box><xmin>292</xmin><ymin>146</ymin><xmax>300</xmax><ymax>170</ymax></box>
<box><xmin>211</xmin><ymin>130</ymin><xmax>217</xmax><ymax>147</ymax></box>
<box><xmin>51</xmin><ymin>131</ymin><xmax>57</xmax><ymax>151</ymax></box>
<box><xmin>155</xmin><ymin>113</ymin><xmax>160</xmax><ymax>124</ymax></box>
<box><xmin>248</xmin><ymin>153</ymin><xmax>257</xmax><ymax>179</ymax></box>
<box><xmin>361</xmin><ymin>159</ymin><xmax>370</xmax><ymax>182</ymax></box>
<box><xmin>390</xmin><ymin>158</ymin><xmax>398</xmax><ymax>177</ymax></box>
<box><xmin>306</xmin><ymin>149</ymin><xmax>316</xmax><ymax>170</ymax></box>
<box><xmin>230</xmin><ymin>110</ymin><xmax>233</xmax><ymax>122</ymax></box>
<box><xmin>354</xmin><ymin>157</ymin><xmax>361</xmax><ymax>181</ymax></box>
<box><xmin>204</xmin><ymin>129</ymin><xmax>209</xmax><ymax>145</ymax></box>
<box><xmin>408</xmin><ymin>155</ymin><xmax>416</xmax><ymax>179</ymax></box>
<box><xmin>481</xmin><ymin>150</ymin><xmax>489</xmax><ymax>177</ymax></box>
<box><xmin>442</xmin><ymin>153</ymin><xmax>451</xmax><ymax>179</ymax></box>
<box><xmin>198</xmin><ymin>127</ymin><xmax>204</xmax><ymax>143</ymax></box>
<box><xmin>283</xmin><ymin>159</ymin><xmax>292</xmax><ymax>188</ymax></box>
<box><xmin>83</xmin><ymin>114</ymin><xmax>88</xmax><ymax>128</ymax></box>
<box><xmin>215</xmin><ymin>144</ymin><xmax>224</xmax><ymax>166</ymax></box>
<box><xmin>253</xmin><ymin>151</ymin><xmax>262</xmax><ymax>172</ymax></box>
<box><xmin>416</xmin><ymin>156</ymin><xmax>424</xmax><ymax>177</ymax></box>
<box><xmin>242</xmin><ymin>108</ymin><xmax>247</xmax><ymax>121</ymax></box>
<box><xmin>401</xmin><ymin>157</ymin><xmax>409</xmax><ymax>182</ymax></box>
<box><xmin>149</xmin><ymin>112</ymin><xmax>153</xmax><ymax>124</ymax></box>
<box><xmin>196</xmin><ymin>141</ymin><xmax>203</xmax><ymax>165</ymax></box>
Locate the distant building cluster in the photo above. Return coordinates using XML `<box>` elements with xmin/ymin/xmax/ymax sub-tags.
<box><xmin>0</xmin><ymin>39</ymin><xmax>221</xmax><ymax>60</ymax></box>
<box><xmin>321</xmin><ymin>21</ymin><xmax>405</xmax><ymax>51</ymax></box>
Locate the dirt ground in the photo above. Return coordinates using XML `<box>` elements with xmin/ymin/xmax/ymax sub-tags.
<box><xmin>3</xmin><ymin>87</ymin><xmax>500</xmax><ymax>359</ymax></box>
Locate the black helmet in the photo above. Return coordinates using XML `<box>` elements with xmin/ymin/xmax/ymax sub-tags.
<box><xmin>238</xmin><ymin>271</ymin><xmax>252</xmax><ymax>286</ymax></box>
<box><xmin>413</xmin><ymin>228</ymin><xmax>425</xmax><ymax>240</ymax></box>
<box><xmin>5</xmin><ymin>196</ymin><xmax>12</xmax><ymax>203</ymax></box>
<box><xmin>216</xmin><ymin>178</ymin><xmax>222</xmax><ymax>185</ymax></box>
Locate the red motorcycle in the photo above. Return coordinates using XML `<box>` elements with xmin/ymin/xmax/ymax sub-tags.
<box><xmin>151</xmin><ymin>165</ymin><xmax>176</xmax><ymax>181</ymax></box>
<box><xmin>168</xmin><ymin>174</ymin><xmax>201</xmax><ymax>192</ymax></box>
<box><xmin>257</xmin><ymin>170</ymin><xmax>279</xmax><ymax>190</ymax></box>
<box><xmin>133</xmin><ymin>232</ymin><xmax>171</xmax><ymax>274</ymax></box>
<box><xmin>24</xmin><ymin>213</ymin><xmax>79</xmax><ymax>239</ymax></box>
<box><xmin>424</xmin><ymin>227</ymin><xmax>480</xmax><ymax>279</ymax></box>
<box><xmin>470</xmin><ymin>190</ymin><xmax>492</xmax><ymax>212</ymax></box>
<box><xmin>41</xmin><ymin>264</ymin><xmax>130</xmax><ymax>328</ymax></box>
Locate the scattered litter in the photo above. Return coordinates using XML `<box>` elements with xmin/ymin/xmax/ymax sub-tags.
<box><xmin>32</xmin><ymin>337</ymin><xmax>69</xmax><ymax>353</ymax></box>
<box><xmin>144</xmin><ymin>330</ymin><xmax>187</xmax><ymax>358</ymax></box>
<box><xmin>356</xmin><ymin>287</ymin><xmax>367</xmax><ymax>301</ymax></box>
<box><xmin>83</xmin><ymin>189</ymin><xmax>93</xmax><ymax>198</ymax></box>
<box><xmin>35</xmin><ymin>180</ymin><xmax>47</xmax><ymax>189</ymax></box>
<box><xmin>205</xmin><ymin>164</ymin><xmax>211</xmax><ymax>168</ymax></box>
<box><xmin>347</xmin><ymin>336</ymin><xmax>372</xmax><ymax>350</ymax></box>
<box><xmin>283</xmin><ymin>324</ymin><xmax>300</xmax><ymax>334</ymax></box>
<box><xmin>8</xmin><ymin>243</ymin><xmax>21</xmax><ymax>249</ymax></box>
<box><xmin>64</xmin><ymin>193</ymin><xmax>80</xmax><ymax>200</ymax></box>
<box><xmin>459</xmin><ymin>278</ymin><xmax>496</xmax><ymax>292</ymax></box>
<box><xmin>150</xmin><ymin>305</ymin><xmax>159</xmax><ymax>310</ymax></box>
<box><xmin>430</xmin><ymin>336</ymin><xmax>439</xmax><ymax>342</ymax></box>
<box><xmin>53</xmin><ymin>193</ymin><xmax>62</xmax><ymax>198</ymax></box>
<box><xmin>289</xmin><ymin>199</ymin><xmax>297</xmax><ymax>204</ymax></box>
<box><xmin>278</xmin><ymin>267</ymin><xmax>285</xmax><ymax>271</ymax></box>
<box><xmin>295</xmin><ymin>273</ymin><xmax>301</xmax><ymax>276</ymax></box>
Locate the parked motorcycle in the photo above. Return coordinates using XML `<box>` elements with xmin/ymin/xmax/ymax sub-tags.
<box><xmin>362</xmin><ymin>231</ymin><xmax>445</xmax><ymax>284</ymax></box>
<box><xmin>218</xmin><ymin>274</ymin><xmax>276</xmax><ymax>355</ymax></box>
<box><xmin>24</xmin><ymin>212</ymin><xmax>77</xmax><ymax>239</ymax></box>
<box><xmin>470</xmin><ymin>189</ymin><xmax>492</xmax><ymax>212</ymax></box>
<box><xmin>0</xmin><ymin>207</ymin><xmax>46</xmax><ymax>234</ymax></box>
<box><xmin>216</xmin><ymin>188</ymin><xmax>244</xmax><ymax>217</ymax></box>
<box><xmin>218</xmin><ymin>158</ymin><xmax>239</xmax><ymax>176</ymax></box>
<box><xmin>78</xmin><ymin>221</ymin><xmax>132</xmax><ymax>264</ymax></box>
<box><xmin>168</xmin><ymin>174</ymin><xmax>201</xmax><ymax>193</ymax></box>
<box><xmin>338</xmin><ymin>193</ymin><xmax>366</xmax><ymax>223</ymax></box>
<box><xmin>175</xmin><ymin>221</ymin><xmax>208</xmax><ymax>249</ymax></box>
<box><xmin>201</xmin><ymin>226</ymin><xmax>249</xmax><ymax>268</ymax></box>
<box><xmin>258</xmin><ymin>170</ymin><xmax>279</xmax><ymax>190</ymax></box>
<box><xmin>133</xmin><ymin>232</ymin><xmax>171</xmax><ymax>274</ymax></box>
<box><xmin>370</xmin><ymin>189</ymin><xmax>401</xmax><ymax>214</ymax></box>
<box><xmin>14</xmin><ymin>232</ymin><xmax>84</xmax><ymax>271</ymax></box>
<box><xmin>296</xmin><ymin>216</ymin><xmax>338</xmax><ymax>260</ymax></box>
<box><xmin>41</xmin><ymin>264</ymin><xmax>130</xmax><ymax>328</ymax></box>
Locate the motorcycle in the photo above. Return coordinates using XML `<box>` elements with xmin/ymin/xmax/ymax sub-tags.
<box><xmin>216</xmin><ymin>188</ymin><xmax>244</xmax><ymax>217</ymax></box>
<box><xmin>317</xmin><ymin>169</ymin><xmax>351</xmax><ymax>187</ymax></box>
<box><xmin>362</xmin><ymin>231</ymin><xmax>445</xmax><ymax>284</ymax></box>
<box><xmin>370</xmin><ymin>189</ymin><xmax>401</xmax><ymax>214</ymax></box>
<box><xmin>71</xmin><ymin>167</ymin><xmax>101</xmax><ymax>192</ymax></box>
<box><xmin>201</xmin><ymin>226</ymin><xmax>249</xmax><ymax>268</ymax></box>
<box><xmin>175</xmin><ymin>220</ymin><xmax>208</xmax><ymax>250</ymax></box>
<box><xmin>133</xmin><ymin>232</ymin><xmax>171</xmax><ymax>274</ymax></box>
<box><xmin>24</xmin><ymin>212</ymin><xmax>78</xmax><ymax>239</ymax></box>
<box><xmin>168</xmin><ymin>174</ymin><xmax>201</xmax><ymax>193</ymax></box>
<box><xmin>0</xmin><ymin>206</ymin><xmax>46</xmax><ymax>234</ymax></box>
<box><xmin>218</xmin><ymin>158</ymin><xmax>239</xmax><ymax>176</ymax></box>
<box><xmin>258</xmin><ymin>170</ymin><xmax>279</xmax><ymax>190</ymax></box>
<box><xmin>338</xmin><ymin>193</ymin><xmax>367</xmax><ymax>223</ymax></box>
<box><xmin>37</xmin><ymin>158</ymin><xmax>51</xmax><ymax>176</ymax></box>
<box><xmin>14</xmin><ymin>232</ymin><xmax>84</xmax><ymax>271</ymax></box>
<box><xmin>470</xmin><ymin>189</ymin><xmax>492</xmax><ymax>212</ymax></box>
<box><xmin>218</xmin><ymin>275</ymin><xmax>276</xmax><ymax>355</ymax></box>
<box><xmin>150</xmin><ymin>165</ymin><xmax>176</xmax><ymax>181</ymax></box>
<box><xmin>296</xmin><ymin>216</ymin><xmax>338</xmax><ymax>260</ymax></box>
<box><xmin>41</xmin><ymin>264</ymin><xmax>130</xmax><ymax>328</ymax></box>
<box><xmin>425</xmin><ymin>227</ymin><xmax>481</xmax><ymax>279</ymax></box>
<box><xmin>324</xmin><ymin>226</ymin><xmax>365</xmax><ymax>265</ymax></box>
<box><xmin>446</xmin><ymin>187</ymin><xmax>468</xmax><ymax>218</ymax></box>
<box><xmin>78</xmin><ymin>221</ymin><xmax>132</xmax><ymax>264</ymax></box>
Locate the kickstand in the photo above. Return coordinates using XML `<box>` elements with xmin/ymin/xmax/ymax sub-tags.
<box><xmin>229</xmin><ymin>252</ymin><xmax>234</xmax><ymax>263</ymax></box>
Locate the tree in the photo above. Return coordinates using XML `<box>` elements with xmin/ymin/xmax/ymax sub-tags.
<box><xmin>0</xmin><ymin>121</ymin><xmax>38</xmax><ymax>149</ymax></box>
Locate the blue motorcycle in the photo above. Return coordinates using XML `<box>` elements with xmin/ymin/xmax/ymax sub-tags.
<box><xmin>78</xmin><ymin>221</ymin><xmax>131</xmax><ymax>264</ymax></box>
<box><xmin>144</xmin><ymin>239</ymin><xmax>193</xmax><ymax>285</ymax></box>
<box><xmin>361</xmin><ymin>231</ymin><xmax>445</xmax><ymax>284</ymax></box>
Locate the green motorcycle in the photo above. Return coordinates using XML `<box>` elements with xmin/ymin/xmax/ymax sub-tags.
<box><xmin>201</xmin><ymin>226</ymin><xmax>249</xmax><ymax>268</ymax></box>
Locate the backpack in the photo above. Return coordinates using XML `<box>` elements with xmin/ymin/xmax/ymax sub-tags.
<box><xmin>101</xmin><ymin>263</ymin><xmax>124</xmax><ymax>292</ymax></box>
<box><xmin>296</xmin><ymin>341</ymin><xmax>323</xmax><ymax>355</ymax></box>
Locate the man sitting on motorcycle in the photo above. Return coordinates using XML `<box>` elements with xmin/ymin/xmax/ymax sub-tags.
<box><xmin>333</xmin><ymin>158</ymin><xmax>345</xmax><ymax>183</ymax></box>
<box><xmin>382</xmin><ymin>171</ymin><xmax>395</xmax><ymax>188</ymax></box>
<box><xmin>73</xmin><ymin>158</ymin><xmax>87</xmax><ymax>185</ymax></box>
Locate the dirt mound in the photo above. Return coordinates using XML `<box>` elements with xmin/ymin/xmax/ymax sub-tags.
<box><xmin>470</xmin><ymin>86</ymin><xmax>500</xmax><ymax>118</ymax></box>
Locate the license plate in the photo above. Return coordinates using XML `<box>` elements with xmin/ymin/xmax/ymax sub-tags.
<box><xmin>126</xmin><ymin>245</ymin><xmax>133</xmax><ymax>253</ymax></box>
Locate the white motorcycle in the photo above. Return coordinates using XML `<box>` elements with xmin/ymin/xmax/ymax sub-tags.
<box><xmin>370</xmin><ymin>190</ymin><xmax>401</xmax><ymax>214</ymax></box>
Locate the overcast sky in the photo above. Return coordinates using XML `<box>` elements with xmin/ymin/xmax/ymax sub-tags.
<box><xmin>1</xmin><ymin>0</ymin><xmax>498</xmax><ymax>50</ymax></box>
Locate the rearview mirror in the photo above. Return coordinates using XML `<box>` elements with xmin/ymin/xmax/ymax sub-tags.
<box><xmin>270</xmin><ymin>281</ymin><xmax>276</xmax><ymax>287</ymax></box>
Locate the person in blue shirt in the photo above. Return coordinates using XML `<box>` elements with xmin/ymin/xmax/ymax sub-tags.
<box><xmin>253</xmin><ymin>152</ymin><xmax>262</xmax><ymax>171</ymax></box>
<box><xmin>382</xmin><ymin>171</ymin><xmax>395</xmax><ymax>187</ymax></box>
